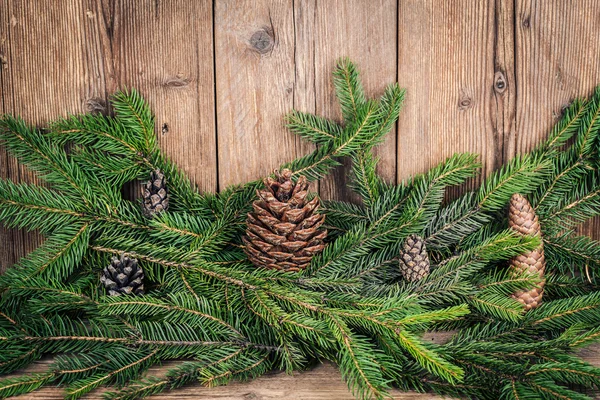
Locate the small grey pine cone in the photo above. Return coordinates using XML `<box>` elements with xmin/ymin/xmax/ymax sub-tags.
<box><xmin>399</xmin><ymin>235</ymin><xmax>430</xmax><ymax>282</ymax></box>
<box><xmin>142</xmin><ymin>169</ymin><xmax>169</xmax><ymax>217</ymax></box>
<box><xmin>100</xmin><ymin>255</ymin><xmax>144</xmax><ymax>296</ymax></box>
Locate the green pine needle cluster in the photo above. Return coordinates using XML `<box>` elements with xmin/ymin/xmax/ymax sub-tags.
<box><xmin>0</xmin><ymin>59</ymin><xmax>599</xmax><ymax>400</ymax></box>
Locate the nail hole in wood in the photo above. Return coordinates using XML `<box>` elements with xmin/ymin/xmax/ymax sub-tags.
<box><xmin>162</xmin><ymin>123</ymin><xmax>169</xmax><ymax>135</ymax></box>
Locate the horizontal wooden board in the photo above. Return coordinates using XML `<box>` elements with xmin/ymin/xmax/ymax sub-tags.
<box><xmin>6</xmin><ymin>342</ymin><xmax>600</xmax><ymax>399</ymax></box>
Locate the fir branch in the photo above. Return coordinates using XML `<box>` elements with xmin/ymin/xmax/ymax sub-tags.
<box><xmin>2</xmin><ymin>62</ymin><xmax>600</xmax><ymax>400</ymax></box>
<box><xmin>538</xmin><ymin>98</ymin><xmax>587</xmax><ymax>154</ymax></box>
<box><xmin>285</xmin><ymin>110</ymin><xmax>342</xmax><ymax>144</ymax></box>
<box><xmin>0</xmin><ymin>116</ymin><xmax>95</xmax><ymax>207</ymax></box>
<box><xmin>333</xmin><ymin>58</ymin><xmax>367</xmax><ymax>123</ymax></box>
<box><xmin>0</xmin><ymin>372</ymin><xmax>53</xmax><ymax>398</ymax></box>
<box><xmin>574</xmin><ymin>86</ymin><xmax>600</xmax><ymax>157</ymax></box>
<box><xmin>110</xmin><ymin>89</ymin><xmax>156</xmax><ymax>153</ymax></box>
<box><xmin>527</xmin><ymin>291</ymin><xmax>600</xmax><ymax>330</ymax></box>
<box><xmin>395</xmin><ymin>330</ymin><xmax>464</xmax><ymax>384</ymax></box>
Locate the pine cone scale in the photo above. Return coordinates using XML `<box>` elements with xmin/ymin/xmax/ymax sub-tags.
<box><xmin>143</xmin><ymin>169</ymin><xmax>169</xmax><ymax>217</ymax></box>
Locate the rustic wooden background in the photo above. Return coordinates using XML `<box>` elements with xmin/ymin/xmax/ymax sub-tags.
<box><xmin>1</xmin><ymin>0</ymin><xmax>600</xmax><ymax>399</ymax></box>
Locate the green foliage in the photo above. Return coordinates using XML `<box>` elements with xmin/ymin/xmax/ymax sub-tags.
<box><xmin>0</xmin><ymin>61</ymin><xmax>599</xmax><ymax>400</ymax></box>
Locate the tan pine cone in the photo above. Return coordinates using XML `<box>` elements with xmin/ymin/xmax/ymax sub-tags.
<box><xmin>399</xmin><ymin>235</ymin><xmax>430</xmax><ymax>282</ymax></box>
<box><xmin>243</xmin><ymin>169</ymin><xmax>327</xmax><ymax>272</ymax></box>
<box><xmin>508</xmin><ymin>193</ymin><xmax>546</xmax><ymax>310</ymax></box>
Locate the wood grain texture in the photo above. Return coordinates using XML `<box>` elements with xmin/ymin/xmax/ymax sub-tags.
<box><xmin>0</xmin><ymin>0</ymin><xmax>93</xmax><ymax>270</ymax></box>
<box><xmin>214</xmin><ymin>0</ymin><xmax>310</xmax><ymax>188</ymax></box>
<box><xmin>308</xmin><ymin>0</ymin><xmax>398</xmax><ymax>201</ymax></box>
<box><xmin>396</xmin><ymin>0</ymin><xmax>507</xmax><ymax>189</ymax></box>
<box><xmin>514</xmin><ymin>0</ymin><xmax>600</xmax><ymax>238</ymax></box>
<box><xmin>0</xmin><ymin>0</ymin><xmax>217</xmax><ymax>272</ymax></box>
<box><xmin>106</xmin><ymin>0</ymin><xmax>217</xmax><ymax>193</ymax></box>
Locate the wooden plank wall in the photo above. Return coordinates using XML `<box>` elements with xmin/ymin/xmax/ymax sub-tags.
<box><xmin>1</xmin><ymin>1</ymin><xmax>599</xmax><ymax>399</ymax></box>
<box><xmin>2</xmin><ymin>0</ymin><xmax>600</xmax><ymax>266</ymax></box>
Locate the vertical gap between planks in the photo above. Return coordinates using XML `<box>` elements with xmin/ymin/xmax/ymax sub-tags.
<box><xmin>313</xmin><ymin>2</ymin><xmax>320</xmax><ymax>198</ymax></box>
<box><xmin>395</xmin><ymin>0</ymin><xmax>400</xmax><ymax>186</ymax></box>
<box><xmin>212</xmin><ymin>0</ymin><xmax>220</xmax><ymax>192</ymax></box>
<box><xmin>512</xmin><ymin>0</ymin><xmax>518</xmax><ymax>153</ymax></box>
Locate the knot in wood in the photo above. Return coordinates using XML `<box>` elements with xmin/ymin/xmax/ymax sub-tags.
<box><xmin>85</xmin><ymin>98</ymin><xmax>106</xmax><ymax>114</ymax></box>
<box><xmin>494</xmin><ymin>71</ymin><xmax>507</xmax><ymax>94</ymax></box>
<box><xmin>522</xmin><ymin>17</ymin><xmax>530</xmax><ymax>28</ymax></box>
<box><xmin>163</xmin><ymin>76</ymin><xmax>190</xmax><ymax>88</ymax></box>
<box><xmin>458</xmin><ymin>95</ymin><xmax>472</xmax><ymax>111</ymax></box>
<box><xmin>250</xmin><ymin>28</ymin><xmax>274</xmax><ymax>54</ymax></box>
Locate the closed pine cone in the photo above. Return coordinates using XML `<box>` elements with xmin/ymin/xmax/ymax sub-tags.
<box><xmin>243</xmin><ymin>169</ymin><xmax>327</xmax><ymax>272</ymax></box>
<box><xmin>142</xmin><ymin>169</ymin><xmax>169</xmax><ymax>217</ymax></box>
<box><xmin>399</xmin><ymin>235</ymin><xmax>430</xmax><ymax>282</ymax></box>
<box><xmin>101</xmin><ymin>255</ymin><xmax>145</xmax><ymax>296</ymax></box>
<box><xmin>508</xmin><ymin>193</ymin><xmax>545</xmax><ymax>310</ymax></box>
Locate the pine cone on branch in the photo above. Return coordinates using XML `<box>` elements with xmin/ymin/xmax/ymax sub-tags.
<box><xmin>101</xmin><ymin>255</ymin><xmax>145</xmax><ymax>296</ymax></box>
<box><xmin>508</xmin><ymin>193</ymin><xmax>546</xmax><ymax>310</ymax></box>
<box><xmin>142</xmin><ymin>169</ymin><xmax>169</xmax><ymax>217</ymax></box>
<box><xmin>399</xmin><ymin>235</ymin><xmax>430</xmax><ymax>282</ymax></box>
<box><xmin>243</xmin><ymin>169</ymin><xmax>327</xmax><ymax>272</ymax></box>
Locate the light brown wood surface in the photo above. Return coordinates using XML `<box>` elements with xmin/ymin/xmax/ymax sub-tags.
<box><xmin>6</xmin><ymin>361</ymin><xmax>443</xmax><ymax>399</ymax></box>
<box><xmin>1</xmin><ymin>0</ymin><xmax>600</xmax><ymax>399</ymax></box>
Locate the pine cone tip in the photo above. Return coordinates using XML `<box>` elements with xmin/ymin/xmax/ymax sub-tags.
<box><xmin>508</xmin><ymin>193</ymin><xmax>545</xmax><ymax>310</ymax></box>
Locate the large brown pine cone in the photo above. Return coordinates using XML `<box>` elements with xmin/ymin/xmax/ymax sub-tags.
<box><xmin>399</xmin><ymin>235</ymin><xmax>430</xmax><ymax>282</ymax></box>
<box><xmin>243</xmin><ymin>169</ymin><xmax>327</xmax><ymax>272</ymax></box>
<box><xmin>508</xmin><ymin>193</ymin><xmax>546</xmax><ymax>310</ymax></box>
